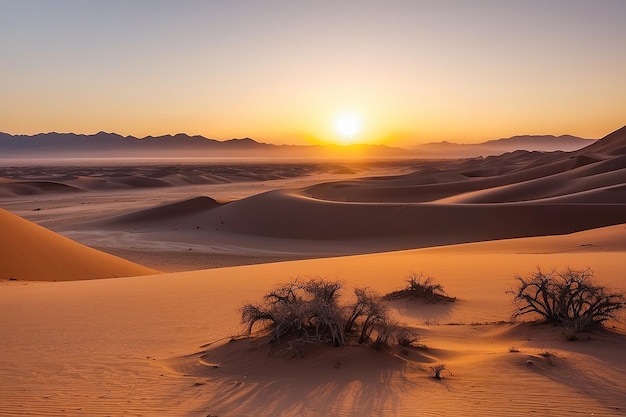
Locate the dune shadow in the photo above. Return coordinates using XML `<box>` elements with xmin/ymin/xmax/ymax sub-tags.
<box><xmin>502</xmin><ymin>323</ymin><xmax>626</xmax><ymax>412</ymax></box>
<box><xmin>168</xmin><ymin>336</ymin><xmax>431</xmax><ymax>417</ymax></box>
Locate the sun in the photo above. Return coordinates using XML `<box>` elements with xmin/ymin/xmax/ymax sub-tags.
<box><xmin>334</xmin><ymin>112</ymin><xmax>362</xmax><ymax>144</ymax></box>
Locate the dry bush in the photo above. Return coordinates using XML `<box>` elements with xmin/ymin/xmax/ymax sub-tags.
<box><xmin>384</xmin><ymin>272</ymin><xmax>456</xmax><ymax>303</ymax></box>
<box><xmin>510</xmin><ymin>267</ymin><xmax>625</xmax><ymax>336</ymax></box>
<box><xmin>242</xmin><ymin>278</ymin><xmax>345</xmax><ymax>346</ymax></box>
<box><xmin>430</xmin><ymin>364</ymin><xmax>449</xmax><ymax>379</ymax></box>
<box><xmin>344</xmin><ymin>287</ymin><xmax>391</xmax><ymax>344</ymax></box>
<box><xmin>394</xmin><ymin>325</ymin><xmax>421</xmax><ymax>347</ymax></box>
<box><xmin>242</xmin><ymin>278</ymin><xmax>419</xmax><ymax>353</ymax></box>
<box><xmin>344</xmin><ymin>288</ymin><xmax>378</xmax><ymax>338</ymax></box>
<box><xmin>371</xmin><ymin>319</ymin><xmax>396</xmax><ymax>348</ymax></box>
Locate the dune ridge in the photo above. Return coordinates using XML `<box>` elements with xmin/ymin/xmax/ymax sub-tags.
<box><xmin>106</xmin><ymin>196</ymin><xmax>222</xmax><ymax>225</ymax></box>
<box><xmin>0</xmin><ymin>208</ymin><xmax>158</xmax><ymax>281</ymax></box>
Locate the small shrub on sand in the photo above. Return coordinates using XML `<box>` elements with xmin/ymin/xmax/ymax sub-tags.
<box><xmin>430</xmin><ymin>364</ymin><xmax>449</xmax><ymax>379</ymax></box>
<box><xmin>394</xmin><ymin>325</ymin><xmax>421</xmax><ymax>347</ymax></box>
<box><xmin>241</xmin><ymin>278</ymin><xmax>418</xmax><ymax>353</ymax></box>
<box><xmin>384</xmin><ymin>272</ymin><xmax>456</xmax><ymax>303</ymax></box>
<box><xmin>241</xmin><ymin>278</ymin><xmax>345</xmax><ymax>346</ymax></box>
<box><xmin>510</xmin><ymin>267</ymin><xmax>625</xmax><ymax>337</ymax></box>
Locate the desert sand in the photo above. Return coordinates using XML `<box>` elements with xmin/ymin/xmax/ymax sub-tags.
<box><xmin>0</xmin><ymin>127</ymin><xmax>625</xmax><ymax>416</ymax></box>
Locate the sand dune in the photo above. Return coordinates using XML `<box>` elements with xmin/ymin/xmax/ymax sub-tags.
<box><xmin>301</xmin><ymin>154</ymin><xmax>576</xmax><ymax>203</ymax></box>
<box><xmin>303</xmin><ymin>129</ymin><xmax>626</xmax><ymax>205</ymax></box>
<box><xmin>580</xmin><ymin>125</ymin><xmax>626</xmax><ymax>156</ymax></box>
<box><xmin>87</xmin><ymin>128</ymin><xmax>626</xmax><ymax>260</ymax></box>
<box><xmin>1</xmin><ymin>230</ymin><xmax>624</xmax><ymax>416</ymax></box>
<box><xmin>105</xmin><ymin>196</ymin><xmax>222</xmax><ymax>226</ymax></box>
<box><xmin>0</xmin><ymin>208</ymin><xmax>158</xmax><ymax>281</ymax></box>
<box><xmin>3</xmin><ymin>126</ymin><xmax>623</xmax><ymax>271</ymax></box>
<box><xmin>176</xmin><ymin>191</ymin><xmax>626</xmax><ymax>241</ymax></box>
<box><xmin>0</xmin><ymin>181</ymin><xmax>84</xmax><ymax>197</ymax></box>
<box><xmin>437</xmin><ymin>163</ymin><xmax>626</xmax><ymax>203</ymax></box>
<box><xmin>0</xmin><ymin>161</ymin><xmax>406</xmax><ymax>197</ymax></box>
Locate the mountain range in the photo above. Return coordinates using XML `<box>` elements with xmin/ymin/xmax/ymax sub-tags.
<box><xmin>412</xmin><ymin>135</ymin><xmax>595</xmax><ymax>158</ymax></box>
<box><xmin>0</xmin><ymin>131</ymin><xmax>596</xmax><ymax>159</ymax></box>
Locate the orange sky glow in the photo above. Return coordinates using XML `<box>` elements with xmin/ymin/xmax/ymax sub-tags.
<box><xmin>1</xmin><ymin>1</ymin><xmax>625</xmax><ymax>147</ymax></box>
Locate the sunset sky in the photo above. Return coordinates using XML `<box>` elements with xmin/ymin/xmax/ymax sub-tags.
<box><xmin>1</xmin><ymin>1</ymin><xmax>625</xmax><ymax>146</ymax></box>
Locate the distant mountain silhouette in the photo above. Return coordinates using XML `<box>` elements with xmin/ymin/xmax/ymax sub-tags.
<box><xmin>414</xmin><ymin>134</ymin><xmax>595</xmax><ymax>158</ymax></box>
<box><xmin>0</xmin><ymin>132</ymin><xmax>270</xmax><ymax>155</ymax></box>
<box><xmin>0</xmin><ymin>131</ymin><xmax>411</xmax><ymax>158</ymax></box>
<box><xmin>0</xmin><ymin>130</ymin><xmax>602</xmax><ymax>159</ymax></box>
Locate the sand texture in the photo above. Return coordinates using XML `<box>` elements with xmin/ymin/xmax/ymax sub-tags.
<box><xmin>0</xmin><ymin>127</ymin><xmax>625</xmax><ymax>416</ymax></box>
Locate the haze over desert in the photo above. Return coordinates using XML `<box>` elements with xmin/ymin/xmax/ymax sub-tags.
<box><xmin>2</xmin><ymin>1</ymin><xmax>626</xmax><ymax>416</ymax></box>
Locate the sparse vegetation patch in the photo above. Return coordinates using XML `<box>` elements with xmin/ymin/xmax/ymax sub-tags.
<box><xmin>384</xmin><ymin>273</ymin><xmax>456</xmax><ymax>303</ymax></box>
<box><xmin>241</xmin><ymin>277</ymin><xmax>420</xmax><ymax>355</ymax></box>
<box><xmin>510</xmin><ymin>267</ymin><xmax>625</xmax><ymax>337</ymax></box>
<box><xmin>430</xmin><ymin>364</ymin><xmax>449</xmax><ymax>379</ymax></box>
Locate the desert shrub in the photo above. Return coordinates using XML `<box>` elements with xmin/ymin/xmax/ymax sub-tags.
<box><xmin>344</xmin><ymin>287</ymin><xmax>378</xmax><ymax>336</ymax></box>
<box><xmin>241</xmin><ymin>278</ymin><xmax>417</xmax><ymax>352</ymax></box>
<box><xmin>510</xmin><ymin>267</ymin><xmax>625</xmax><ymax>335</ymax></box>
<box><xmin>344</xmin><ymin>287</ymin><xmax>391</xmax><ymax>344</ymax></box>
<box><xmin>242</xmin><ymin>278</ymin><xmax>345</xmax><ymax>346</ymax></box>
<box><xmin>384</xmin><ymin>272</ymin><xmax>456</xmax><ymax>303</ymax></box>
<box><xmin>430</xmin><ymin>364</ymin><xmax>449</xmax><ymax>379</ymax></box>
<box><xmin>370</xmin><ymin>318</ymin><xmax>396</xmax><ymax>348</ymax></box>
<box><xmin>394</xmin><ymin>325</ymin><xmax>421</xmax><ymax>347</ymax></box>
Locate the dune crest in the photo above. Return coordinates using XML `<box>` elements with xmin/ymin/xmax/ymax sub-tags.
<box><xmin>103</xmin><ymin>196</ymin><xmax>222</xmax><ymax>226</ymax></box>
<box><xmin>0</xmin><ymin>209</ymin><xmax>158</xmax><ymax>281</ymax></box>
<box><xmin>579</xmin><ymin>125</ymin><xmax>626</xmax><ymax>156</ymax></box>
